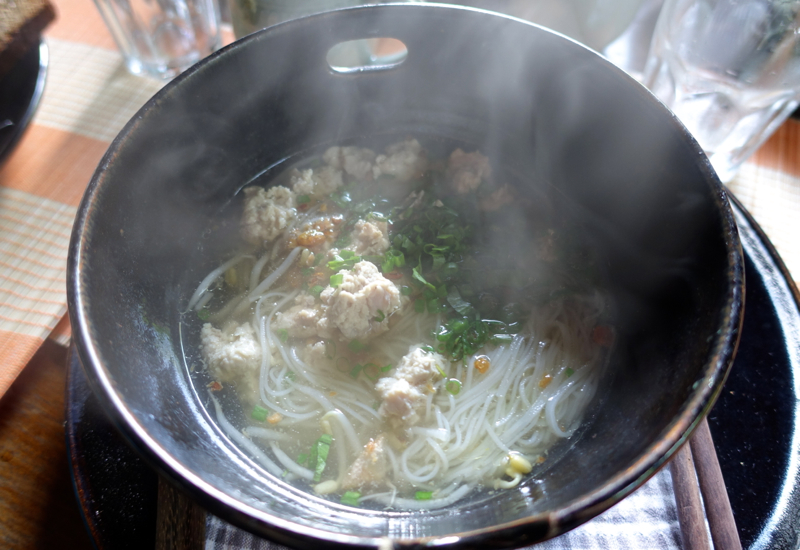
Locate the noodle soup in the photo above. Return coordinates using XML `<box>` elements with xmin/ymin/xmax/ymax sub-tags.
<box><xmin>183</xmin><ymin>138</ymin><xmax>613</xmax><ymax>510</ymax></box>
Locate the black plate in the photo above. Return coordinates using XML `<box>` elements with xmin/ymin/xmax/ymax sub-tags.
<box><xmin>0</xmin><ymin>41</ymin><xmax>48</xmax><ymax>163</ymax></box>
<box><xmin>65</xmin><ymin>198</ymin><xmax>800</xmax><ymax>549</ymax></box>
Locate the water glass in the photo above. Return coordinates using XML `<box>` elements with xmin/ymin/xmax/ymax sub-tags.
<box><xmin>95</xmin><ymin>0</ymin><xmax>222</xmax><ymax>79</ymax></box>
<box><xmin>643</xmin><ymin>0</ymin><xmax>800</xmax><ymax>182</ymax></box>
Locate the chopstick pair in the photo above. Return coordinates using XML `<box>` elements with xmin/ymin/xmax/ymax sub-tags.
<box><xmin>670</xmin><ymin>417</ymin><xmax>742</xmax><ymax>550</ymax></box>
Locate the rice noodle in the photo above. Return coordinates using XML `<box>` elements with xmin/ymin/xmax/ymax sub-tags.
<box><xmin>189</xmin><ymin>147</ymin><xmax>611</xmax><ymax>511</ymax></box>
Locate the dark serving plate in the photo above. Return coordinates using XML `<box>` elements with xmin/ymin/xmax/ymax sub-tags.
<box><xmin>65</xmin><ymin>197</ymin><xmax>800</xmax><ymax>549</ymax></box>
<box><xmin>0</xmin><ymin>41</ymin><xmax>48</xmax><ymax>163</ymax></box>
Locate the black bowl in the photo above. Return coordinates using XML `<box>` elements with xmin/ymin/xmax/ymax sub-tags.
<box><xmin>67</xmin><ymin>4</ymin><xmax>743</xmax><ymax>548</ymax></box>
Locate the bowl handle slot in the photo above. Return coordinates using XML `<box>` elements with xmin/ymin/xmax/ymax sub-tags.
<box><xmin>326</xmin><ymin>37</ymin><xmax>408</xmax><ymax>74</ymax></box>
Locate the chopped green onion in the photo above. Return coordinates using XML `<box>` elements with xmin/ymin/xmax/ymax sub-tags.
<box><xmin>310</xmin><ymin>285</ymin><xmax>324</xmax><ymax>297</ymax></box>
<box><xmin>297</xmin><ymin>194</ymin><xmax>311</xmax><ymax>204</ymax></box>
<box><xmin>251</xmin><ymin>405</ymin><xmax>269</xmax><ymax>422</ymax></box>
<box><xmin>307</xmin><ymin>434</ymin><xmax>333</xmax><ymax>482</ymax></box>
<box><xmin>330</xmin><ymin>273</ymin><xmax>344</xmax><ymax>287</ymax></box>
<box><xmin>302</xmin><ymin>267</ymin><xmax>315</xmax><ymax>276</ymax></box>
<box><xmin>381</xmin><ymin>364</ymin><xmax>393</xmax><ymax>372</ymax></box>
<box><xmin>341</xmin><ymin>491</ymin><xmax>361</xmax><ymax>506</ymax></box>
<box><xmin>277</xmin><ymin>328</ymin><xmax>289</xmax><ymax>343</ymax></box>
<box><xmin>412</xmin><ymin>266</ymin><xmax>435</xmax><ymax>289</ymax></box>
<box><xmin>565</xmin><ymin>367</ymin><xmax>575</xmax><ymax>378</ymax></box>
<box><xmin>372</xmin><ymin>401</ymin><xmax>380</xmax><ymax>410</ymax></box>
<box><xmin>415</xmin><ymin>491</ymin><xmax>433</xmax><ymax>500</ymax></box>
<box><xmin>197</xmin><ymin>308</ymin><xmax>211</xmax><ymax>321</ymax></box>
<box><xmin>446</xmin><ymin>379</ymin><xmax>462</xmax><ymax>395</ymax></box>
<box><xmin>348</xmin><ymin>340</ymin><xmax>366</xmax><ymax>353</ymax></box>
<box><xmin>331</xmin><ymin>189</ymin><xmax>352</xmax><ymax>208</ymax></box>
<box><xmin>400</xmin><ymin>285</ymin><xmax>413</xmax><ymax>296</ymax></box>
<box><xmin>363</xmin><ymin>363</ymin><xmax>381</xmax><ymax>382</ymax></box>
<box><xmin>373</xmin><ymin>309</ymin><xmax>385</xmax><ymax>323</ymax></box>
<box><xmin>427</xmin><ymin>298</ymin><xmax>446</xmax><ymax>313</ymax></box>
<box><xmin>297</xmin><ymin>453</ymin><xmax>308</xmax><ymax>466</ymax></box>
<box><xmin>350</xmin><ymin>364</ymin><xmax>363</xmax><ymax>379</ymax></box>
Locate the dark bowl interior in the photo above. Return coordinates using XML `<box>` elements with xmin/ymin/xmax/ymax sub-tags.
<box><xmin>68</xmin><ymin>4</ymin><xmax>743</xmax><ymax>549</ymax></box>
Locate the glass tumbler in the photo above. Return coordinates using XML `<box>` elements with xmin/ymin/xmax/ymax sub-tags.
<box><xmin>95</xmin><ymin>0</ymin><xmax>222</xmax><ymax>79</ymax></box>
<box><xmin>643</xmin><ymin>0</ymin><xmax>800</xmax><ymax>182</ymax></box>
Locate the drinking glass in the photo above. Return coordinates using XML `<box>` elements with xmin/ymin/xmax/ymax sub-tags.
<box><xmin>643</xmin><ymin>0</ymin><xmax>800</xmax><ymax>182</ymax></box>
<box><xmin>95</xmin><ymin>0</ymin><xmax>222</xmax><ymax>79</ymax></box>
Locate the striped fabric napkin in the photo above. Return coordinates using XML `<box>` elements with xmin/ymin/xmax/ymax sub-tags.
<box><xmin>206</xmin><ymin>468</ymin><xmax>684</xmax><ymax>549</ymax></box>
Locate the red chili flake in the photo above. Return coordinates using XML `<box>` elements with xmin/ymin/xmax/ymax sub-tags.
<box><xmin>592</xmin><ymin>325</ymin><xmax>615</xmax><ymax>347</ymax></box>
<box><xmin>207</xmin><ymin>381</ymin><xmax>223</xmax><ymax>392</ymax></box>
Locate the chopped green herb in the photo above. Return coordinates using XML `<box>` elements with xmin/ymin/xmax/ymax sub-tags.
<box><xmin>415</xmin><ymin>491</ymin><xmax>433</xmax><ymax>500</ymax></box>
<box><xmin>363</xmin><ymin>363</ymin><xmax>381</xmax><ymax>382</ymax></box>
<box><xmin>302</xmin><ymin>267</ymin><xmax>315</xmax><ymax>277</ymax></box>
<box><xmin>328</xmin><ymin>251</ymin><xmax>362</xmax><ymax>271</ymax></box>
<box><xmin>277</xmin><ymin>328</ymin><xmax>289</xmax><ymax>343</ymax></box>
<box><xmin>400</xmin><ymin>285</ymin><xmax>413</xmax><ymax>296</ymax></box>
<box><xmin>348</xmin><ymin>339</ymin><xmax>366</xmax><ymax>353</ymax></box>
<box><xmin>310</xmin><ymin>285</ymin><xmax>324</xmax><ymax>297</ymax></box>
<box><xmin>297</xmin><ymin>453</ymin><xmax>308</xmax><ymax>466</ymax></box>
<box><xmin>446</xmin><ymin>379</ymin><xmax>462</xmax><ymax>395</ymax></box>
<box><xmin>341</xmin><ymin>491</ymin><xmax>361</xmax><ymax>506</ymax></box>
<box><xmin>381</xmin><ymin>364</ymin><xmax>393</xmax><ymax>372</ymax></box>
<box><xmin>350</xmin><ymin>363</ymin><xmax>364</xmax><ymax>378</ymax></box>
<box><xmin>564</xmin><ymin>367</ymin><xmax>575</xmax><ymax>378</ymax></box>
<box><xmin>297</xmin><ymin>194</ymin><xmax>312</xmax><ymax>204</ymax></box>
<box><xmin>251</xmin><ymin>405</ymin><xmax>269</xmax><ymax>422</ymax></box>
<box><xmin>331</xmin><ymin>189</ymin><xmax>352</xmax><ymax>208</ymax></box>
<box><xmin>412</xmin><ymin>266</ymin><xmax>435</xmax><ymax>290</ymax></box>
<box><xmin>197</xmin><ymin>308</ymin><xmax>211</xmax><ymax>321</ymax></box>
<box><xmin>373</xmin><ymin>309</ymin><xmax>385</xmax><ymax>323</ymax></box>
<box><xmin>330</xmin><ymin>273</ymin><xmax>344</xmax><ymax>287</ymax></box>
<box><xmin>307</xmin><ymin>434</ymin><xmax>333</xmax><ymax>483</ymax></box>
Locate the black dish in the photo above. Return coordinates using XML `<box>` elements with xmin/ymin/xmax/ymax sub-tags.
<box><xmin>0</xmin><ymin>41</ymin><xmax>48</xmax><ymax>163</ymax></box>
<box><xmin>65</xmin><ymin>197</ymin><xmax>800</xmax><ymax>549</ymax></box>
<box><xmin>67</xmin><ymin>4</ymin><xmax>742</xmax><ymax>547</ymax></box>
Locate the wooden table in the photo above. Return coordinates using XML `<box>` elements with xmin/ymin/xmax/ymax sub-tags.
<box><xmin>0</xmin><ymin>340</ymin><xmax>93</xmax><ymax>549</ymax></box>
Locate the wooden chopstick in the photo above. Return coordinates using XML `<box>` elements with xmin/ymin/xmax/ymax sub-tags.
<box><xmin>690</xmin><ymin>418</ymin><xmax>742</xmax><ymax>550</ymax></box>
<box><xmin>670</xmin><ymin>417</ymin><xmax>743</xmax><ymax>550</ymax></box>
<box><xmin>670</xmin><ymin>442</ymin><xmax>711</xmax><ymax>550</ymax></box>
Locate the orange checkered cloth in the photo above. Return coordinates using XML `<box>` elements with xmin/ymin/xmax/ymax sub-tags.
<box><xmin>0</xmin><ymin>0</ymin><xmax>169</xmax><ymax>395</ymax></box>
